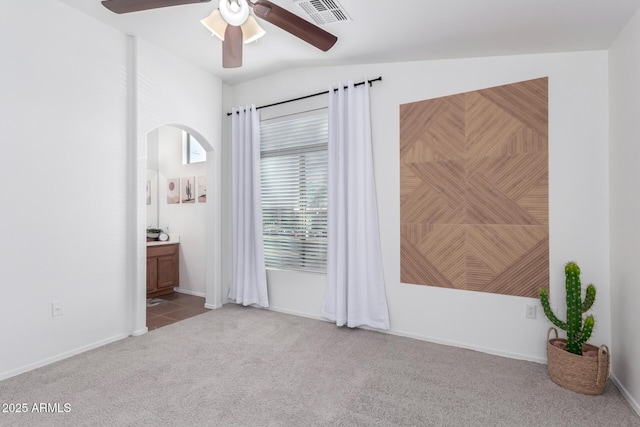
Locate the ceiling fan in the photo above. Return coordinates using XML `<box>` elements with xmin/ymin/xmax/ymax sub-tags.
<box><xmin>101</xmin><ymin>0</ymin><xmax>338</xmax><ymax>68</ymax></box>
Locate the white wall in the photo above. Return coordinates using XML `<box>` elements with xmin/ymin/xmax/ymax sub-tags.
<box><xmin>223</xmin><ymin>51</ymin><xmax>611</xmax><ymax>363</ymax></box>
<box><xmin>609</xmin><ymin>7</ymin><xmax>640</xmax><ymax>415</ymax></box>
<box><xmin>147</xmin><ymin>130</ymin><xmax>160</xmax><ymax>229</ymax></box>
<box><xmin>0</xmin><ymin>1</ymin><xmax>130</xmax><ymax>378</ymax></box>
<box><xmin>0</xmin><ymin>0</ymin><xmax>223</xmax><ymax>379</ymax></box>
<box><xmin>155</xmin><ymin>126</ymin><xmax>208</xmax><ymax>296</ymax></box>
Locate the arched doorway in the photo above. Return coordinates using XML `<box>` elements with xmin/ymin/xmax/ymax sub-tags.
<box><xmin>132</xmin><ymin>123</ymin><xmax>221</xmax><ymax>335</ymax></box>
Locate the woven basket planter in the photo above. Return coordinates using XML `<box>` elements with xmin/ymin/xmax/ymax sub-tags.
<box><xmin>546</xmin><ymin>327</ymin><xmax>610</xmax><ymax>395</ymax></box>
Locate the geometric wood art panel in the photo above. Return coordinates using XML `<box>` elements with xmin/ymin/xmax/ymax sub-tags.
<box><xmin>400</xmin><ymin>78</ymin><xmax>549</xmax><ymax>297</ymax></box>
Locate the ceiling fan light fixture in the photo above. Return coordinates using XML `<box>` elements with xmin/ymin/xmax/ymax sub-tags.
<box><xmin>200</xmin><ymin>9</ymin><xmax>227</xmax><ymax>40</ymax></box>
<box><xmin>219</xmin><ymin>0</ymin><xmax>249</xmax><ymax>26</ymax></box>
<box><xmin>104</xmin><ymin>0</ymin><xmax>338</xmax><ymax>69</ymax></box>
<box><xmin>241</xmin><ymin>15</ymin><xmax>266</xmax><ymax>43</ymax></box>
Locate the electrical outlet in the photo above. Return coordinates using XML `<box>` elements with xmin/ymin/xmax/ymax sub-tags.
<box><xmin>525</xmin><ymin>304</ymin><xmax>536</xmax><ymax>319</ymax></box>
<box><xmin>52</xmin><ymin>301</ymin><xmax>63</xmax><ymax>317</ymax></box>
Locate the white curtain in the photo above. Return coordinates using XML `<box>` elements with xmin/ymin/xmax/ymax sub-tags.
<box><xmin>321</xmin><ymin>81</ymin><xmax>390</xmax><ymax>330</ymax></box>
<box><xmin>229</xmin><ymin>105</ymin><xmax>269</xmax><ymax>307</ymax></box>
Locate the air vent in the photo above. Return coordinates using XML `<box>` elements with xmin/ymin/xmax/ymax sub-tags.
<box><xmin>293</xmin><ymin>0</ymin><xmax>352</xmax><ymax>25</ymax></box>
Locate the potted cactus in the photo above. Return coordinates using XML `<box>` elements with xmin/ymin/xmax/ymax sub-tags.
<box><xmin>539</xmin><ymin>261</ymin><xmax>610</xmax><ymax>395</ymax></box>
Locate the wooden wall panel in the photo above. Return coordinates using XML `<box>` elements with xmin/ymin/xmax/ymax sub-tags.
<box><xmin>400</xmin><ymin>78</ymin><xmax>549</xmax><ymax>297</ymax></box>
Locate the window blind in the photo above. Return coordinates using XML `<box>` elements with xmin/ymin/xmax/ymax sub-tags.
<box><xmin>260</xmin><ymin>109</ymin><xmax>328</xmax><ymax>273</ymax></box>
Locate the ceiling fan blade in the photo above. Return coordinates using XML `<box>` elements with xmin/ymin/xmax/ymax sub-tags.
<box><xmin>223</xmin><ymin>25</ymin><xmax>243</xmax><ymax>68</ymax></box>
<box><xmin>250</xmin><ymin>0</ymin><xmax>337</xmax><ymax>52</ymax></box>
<box><xmin>101</xmin><ymin>0</ymin><xmax>210</xmax><ymax>14</ymax></box>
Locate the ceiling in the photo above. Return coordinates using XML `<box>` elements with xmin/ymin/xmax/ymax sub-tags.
<box><xmin>58</xmin><ymin>0</ymin><xmax>640</xmax><ymax>85</ymax></box>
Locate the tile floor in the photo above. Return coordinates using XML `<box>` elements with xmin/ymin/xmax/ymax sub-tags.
<box><xmin>146</xmin><ymin>292</ymin><xmax>210</xmax><ymax>331</ymax></box>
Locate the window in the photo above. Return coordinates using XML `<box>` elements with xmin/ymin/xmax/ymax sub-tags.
<box><xmin>182</xmin><ymin>131</ymin><xmax>207</xmax><ymax>164</ymax></box>
<box><xmin>260</xmin><ymin>109</ymin><xmax>328</xmax><ymax>273</ymax></box>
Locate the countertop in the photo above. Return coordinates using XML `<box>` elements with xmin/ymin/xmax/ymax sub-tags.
<box><xmin>146</xmin><ymin>234</ymin><xmax>180</xmax><ymax>247</ymax></box>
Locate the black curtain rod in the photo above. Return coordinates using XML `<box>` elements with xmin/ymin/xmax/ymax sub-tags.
<box><xmin>226</xmin><ymin>76</ymin><xmax>382</xmax><ymax>116</ymax></box>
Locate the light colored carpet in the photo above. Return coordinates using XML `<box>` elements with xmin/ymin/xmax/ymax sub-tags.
<box><xmin>1</xmin><ymin>305</ymin><xmax>638</xmax><ymax>426</ymax></box>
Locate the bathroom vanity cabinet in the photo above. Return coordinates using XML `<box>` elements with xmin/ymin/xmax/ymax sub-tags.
<box><xmin>147</xmin><ymin>243</ymin><xmax>179</xmax><ymax>297</ymax></box>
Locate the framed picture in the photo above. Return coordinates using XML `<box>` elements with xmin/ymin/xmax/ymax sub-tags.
<box><xmin>181</xmin><ymin>176</ymin><xmax>195</xmax><ymax>204</ymax></box>
<box><xmin>198</xmin><ymin>176</ymin><xmax>206</xmax><ymax>203</ymax></box>
<box><xmin>167</xmin><ymin>178</ymin><xmax>180</xmax><ymax>204</ymax></box>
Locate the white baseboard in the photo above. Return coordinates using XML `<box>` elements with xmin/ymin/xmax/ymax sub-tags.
<box><xmin>173</xmin><ymin>287</ymin><xmax>206</xmax><ymax>298</ymax></box>
<box><xmin>387</xmin><ymin>328</ymin><xmax>548</xmax><ymax>364</ymax></box>
<box><xmin>266</xmin><ymin>306</ymin><xmax>327</xmax><ymax>322</ymax></box>
<box><xmin>130</xmin><ymin>327</ymin><xmax>148</xmax><ymax>337</ymax></box>
<box><xmin>204</xmin><ymin>302</ymin><xmax>223</xmax><ymax>309</ymax></box>
<box><xmin>611</xmin><ymin>373</ymin><xmax>640</xmax><ymax>418</ymax></box>
<box><xmin>266</xmin><ymin>306</ymin><xmax>547</xmax><ymax>364</ymax></box>
<box><xmin>0</xmin><ymin>333</ymin><xmax>129</xmax><ymax>382</ymax></box>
